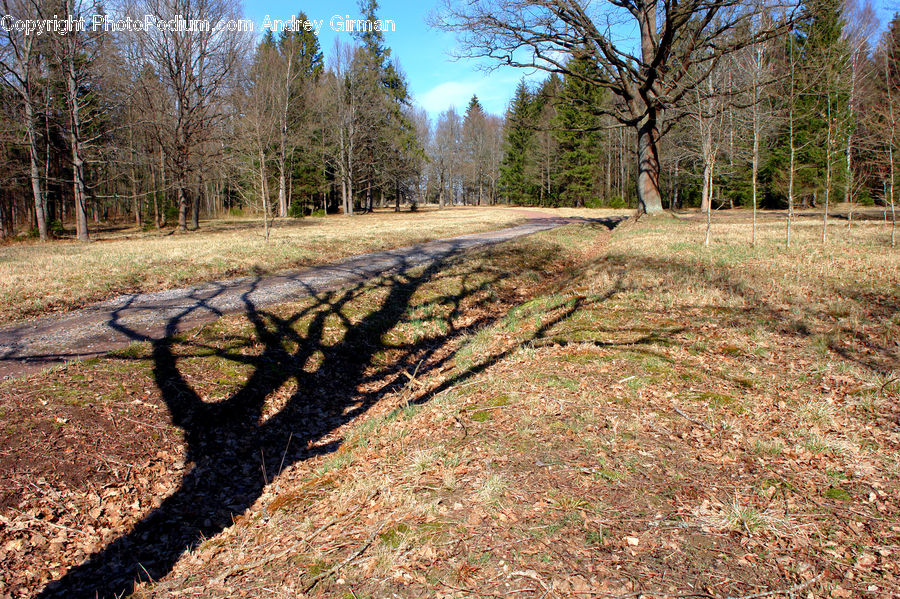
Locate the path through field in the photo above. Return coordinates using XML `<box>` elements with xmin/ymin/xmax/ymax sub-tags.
<box><xmin>0</xmin><ymin>215</ymin><xmax>620</xmax><ymax>379</ymax></box>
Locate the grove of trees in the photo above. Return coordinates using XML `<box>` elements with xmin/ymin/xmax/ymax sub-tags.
<box><xmin>1</xmin><ymin>0</ymin><xmax>898</xmax><ymax>240</ymax></box>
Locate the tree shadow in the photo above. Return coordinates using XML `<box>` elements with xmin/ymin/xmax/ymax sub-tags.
<box><xmin>597</xmin><ymin>252</ymin><xmax>899</xmax><ymax>376</ymax></box>
<box><xmin>36</xmin><ymin>236</ymin><xmax>597</xmax><ymax>598</ymax></box>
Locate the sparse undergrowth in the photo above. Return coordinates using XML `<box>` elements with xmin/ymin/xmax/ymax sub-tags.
<box><xmin>1</xmin><ymin>216</ymin><xmax>898</xmax><ymax>598</ymax></box>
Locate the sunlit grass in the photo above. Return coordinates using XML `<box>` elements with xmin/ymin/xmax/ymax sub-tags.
<box><xmin>0</xmin><ymin>207</ymin><xmax>532</xmax><ymax>322</ymax></box>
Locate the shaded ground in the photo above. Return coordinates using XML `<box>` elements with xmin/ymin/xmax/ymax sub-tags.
<box><xmin>0</xmin><ymin>216</ymin><xmax>620</xmax><ymax>598</ymax></box>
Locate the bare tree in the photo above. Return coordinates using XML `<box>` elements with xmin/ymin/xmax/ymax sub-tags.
<box><xmin>695</xmin><ymin>77</ymin><xmax>726</xmax><ymax>247</ymax></box>
<box><xmin>433</xmin><ymin>107</ymin><xmax>461</xmax><ymax>208</ymax></box>
<box><xmin>739</xmin><ymin>25</ymin><xmax>776</xmax><ymax>244</ymax></box>
<box><xmin>124</xmin><ymin>0</ymin><xmax>247</xmax><ymax>232</ymax></box>
<box><xmin>326</xmin><ymin>40</ymin><xmax>380</xmax><ymax>216</ymax></box>
<box><xmin>0</xmin><ymin>0</ymin><xmax>48</xmax><ymax>240</ymax></box>
<box><xmin>435</xmin><ymin>0</ymin><xmax>799</xmax><ymax>214</ymax></box>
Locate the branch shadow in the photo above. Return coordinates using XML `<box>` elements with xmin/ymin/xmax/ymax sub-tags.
<box><xmin>35</xmin><ymin>236</ymin><xmax>578</xmax><ymax>598</ymax></box>
<box><xmin>596</xmin><ymin>252</ymin><xmax>899</xmax><ymax>376</ymax></box>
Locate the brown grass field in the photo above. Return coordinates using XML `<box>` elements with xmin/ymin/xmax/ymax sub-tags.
<box><xmin>0</xmin><ymin>213</ymin><xmax>898</xmax><ymax>598</ymax></box>
<box><xmin>0</xmin><ymin>206</ymin><xmax>574</xmax><ymax>324</ymax></box>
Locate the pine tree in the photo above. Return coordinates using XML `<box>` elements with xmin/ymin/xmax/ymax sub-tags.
<box><xmin>499</xmin><ymin>80</ymin><xmax>536</xmax><ymax>205</ymax></box>
<box><xmin>462</xmin><ymin>96</ymin><xmax>488</xmax><ymax>204</ymax></box>
<box><xmin>527</xmin><ymin>75</ymin><xmax>561</xmax><ymax>205</ymax></box>
<box><xmin>795</xmin><ymin>0</ymin><xmax>851</xmax><ymax>206</ymax></box>
<box><xmin>278</xmin><ymin>11</ymin><xmax>324</xmax><ymax>216</ymax></box>
<box><xmin>555</xmin><ymin>53</ymin><xmax>606</xmax><ymax>207</ymax></box>
<box><xmin>355</xmin><ymin>0</ymin><xmax>419</xmax><ymax>211</ymax></box>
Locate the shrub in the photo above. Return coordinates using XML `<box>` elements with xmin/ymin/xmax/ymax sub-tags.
<box><xmin>164</xmin><ymin>204</ymin><xmax>180</xmax><ymax>222</ymax></box>
<box><xmin>606</xmin><ymin>195</ymin><xmax>627</xmax><ymax>209</ymax></box>
<box><xmin>288</xmin><ymin>202</ymin><xmax>305</xmax><ymax>218</ymax></box>
<box><xmin>49</xmin><ymin>220</ymin><xmax>66</xmax><ymax>237</ymax></box>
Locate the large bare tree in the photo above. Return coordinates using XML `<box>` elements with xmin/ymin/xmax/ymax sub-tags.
<box><xmin>435</xmin><ymin>0</ymin><xmax>799</xmax><ymax>213</ymax></box>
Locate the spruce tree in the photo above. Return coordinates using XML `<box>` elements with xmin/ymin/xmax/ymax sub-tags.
<box><xmin>795</xmin><ymin>0</ymin><xmax>851</xmax><ymax>204</ymax></box>
<box><xmin>555</xmin><ymin>53</ymin><xmax>606</xmax><ymax>207</ymax></box>
<box><xmin>499</xmin><ymin>80</ymin><xmax>535</xmax><ymax>205</ymax></box>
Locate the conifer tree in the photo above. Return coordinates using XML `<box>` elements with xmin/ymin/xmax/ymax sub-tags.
<box><xmin>555</xmin><ymin>53</ymin><xmax>606</xmax><ymax>207</ymax></box>
<box><xmin>499</xmin><ymin>80</ymin><xmax>536</xmax><ymax>205</ymax></box>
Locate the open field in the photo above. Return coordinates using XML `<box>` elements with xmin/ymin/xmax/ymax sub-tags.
<box><xmin>0</xmin><ymin>215</ymin><xmax>898</xmax><ymax>598</ymax></box>
<box><xmin>0</xmin><ymin>207</ymin><xmax>578</xmax><ymax>324</ymax></box>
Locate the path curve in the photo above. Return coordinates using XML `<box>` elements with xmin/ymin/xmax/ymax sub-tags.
<box><xmin>0</xmin><ymin>216</ymin><xmax>619</xmax><ymax>379</ymax></box>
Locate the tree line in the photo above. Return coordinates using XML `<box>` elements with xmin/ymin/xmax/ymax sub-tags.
<box><xmin>488</xmin><ymin>0</ymin><xmax>898</xmax><ymax>225</ymax></box>
<box><xmin>1</xmin><ymin>0</ymin><xmax>898</xmax><ymax>242</ymax></box>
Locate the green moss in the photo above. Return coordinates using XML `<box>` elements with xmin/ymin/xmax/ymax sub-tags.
<box><xmin>380</xmin><ymin>522</ymin><xmax>411</xmax><ymax>548</ymax></box>
<box><xmin>470</xmin><ymin>410</ymin><xmax>491</xmax><ymax>422</ymax></box>
<box><xmin>823</xmin><ymin>487</ymin><xmax>852</xmax><ymax>501</ymax></box>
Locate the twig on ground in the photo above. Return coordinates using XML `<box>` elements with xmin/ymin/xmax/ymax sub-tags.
<box><xmin>11</xmin><ymin>509</ymin><xmax>86</xmax><ymax>536</ymax></box>
<box><xmin>726</xmin><ymin>572</ymin><xmax>824</xmax><ymax>599</ymax></box>
<box><xmin>511</xmin><ymin>570</ymin><xmax>556</xmax><ymax>598</ymax></box>
<box><xmin>674</xmin><ymin>406</ymin><xmax>705</xmax><ymax>428</ymax></box>
<box><xmin>277</xmin><ymin>432</ymin><xmax>293</xmax><ymax>477</ymax></box>
<box><xmin>401</xmin><ymin>359</ymin><xmax>424</xmax><ymax>407</ymax></box>
<box><xmin>303</xmin><ymin>521</ymin><xmax>386</xmax><ymax>593</ymax></box>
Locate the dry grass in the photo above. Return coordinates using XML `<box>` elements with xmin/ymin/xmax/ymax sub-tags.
<box><xmin>0</xmin><ymin>207</ymin><xmax>539</xmax><ymax>323</ymax></box>
<box><xmin>5</xmin><ymin>215</ymin><xmax>898</xmax><ymax>598</ymax></box>
<box><xmin>127</xmin><ymin>218</ymin><xmax>895</xmax><ymax>597</ymax></box>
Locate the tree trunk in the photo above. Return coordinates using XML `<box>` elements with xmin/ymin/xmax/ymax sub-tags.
<box><xmin>69</xmin><ymin>108</ymin><xmax>89</xmax><ymax>242</ymax></box>
<box><xmin>636</xmin><ymin>113</ymin><xmax>663</xmax><ymax>214</ymax></box>
<box><xmin>24</xmin><ymin>101</ymin><xmax>48</xmax><ymax>241</ymax></box>
<box><xmin>192</xmin><ymin>171</ymin><xmax>202</xmax><ymax>230</ymax></box>
<box><xmin>752</xmin><ymin>114</ymin><xmax>759</xmax><ymax>246</ymax></box>
<box><xmin>158</xmin><ymin>149</ymin><xmax>167</xmax><ymax>228</ymax></box>
<box><xmin>823</xmin><ymin>103</ymin><xmax>833</xmax><ymax>244</ymax></box>
<box><xmin>700</xmin><ymin>161</ymin><xmax>712</xmax><ymax>215</ymax></box>
<box><xmin>705</xmin><ymin>167</ymin><xmax>713</xmax><ymax>247</ymax></box>
<box><xmin>890</xmin><ymin>147</ymin><xmax>896</xmax><ymax>250</ymax></box>
<box><xmin>259</xmin><ymin>148</ymin><xmax>270</xmax><ymax>241</ymax></box>
<box><xmin>177</xmin><ymin>174</ymin><xmax>189</xmax><ymax>232</ymax></box>
<box><xmin>277</xmin><ymin>164</ymin><xmax>288</xmax><ymax>218</ymax></box>
<box><xmin>787</xmin><ymin>116</ymin><xmax>795</xmax><ymax>249</ymax></box>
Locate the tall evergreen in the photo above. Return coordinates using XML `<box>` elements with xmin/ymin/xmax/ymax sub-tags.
<box><xmin>280</xmin><ymin>11</ymin><xmax>324</xmax><ymax>213</ymax></box>
<box><xmin>527</xmin><ymin>75</ymin><xmax>561</xmax><ymax>205</ymax></box>
<box><xmin>354</xmin><ymin>0</ymin><xmax>419</xmax><ymax>210</ymax></box>
<box><xmin>499</xmin><ymin>80</ymin><xmax>535</xmax><ymax>204</ymax></box>
<box><xmin>555</xmin><ymin>53</ymin><xmax>606</xmax><ymax>207</ymax></box>
<box><xmin>462</xmin><ymin>96</ymin><xmax>488</xmax><ymax>204</ymax></box>
<box><xmin>795</xmin><ymin>0</ymin><xmax>851</xmax><ymax>202</ymax></box>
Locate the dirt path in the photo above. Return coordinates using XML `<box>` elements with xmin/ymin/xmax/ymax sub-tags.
<box><xmin>0</xmin><ymin>216</ymin><xmax>616</xmax><ymax>379</ymax></box>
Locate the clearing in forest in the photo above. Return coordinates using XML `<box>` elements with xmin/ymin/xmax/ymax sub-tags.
<box><xmin>0</xmin><ymin>207</ymin><xmax>567</xmax><ymax>323</ymax></box>
<box><xmin>0</xmin><ymin>215</ymin><xmax>897</xmax><ymax>598</ymax></box>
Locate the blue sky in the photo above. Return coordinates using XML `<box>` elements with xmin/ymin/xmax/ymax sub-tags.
<box><xmin>241</xmin><ymin>0</ymin><xmax>900</xmax><ymax>121</ymax></box>
<box><xmin>240</xmin><ymin>0</ymin><xmax>544</xmax><ymax>119</ymax></box>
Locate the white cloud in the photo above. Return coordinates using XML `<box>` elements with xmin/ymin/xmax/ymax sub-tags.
<box><xmin>415</xmin><ymin>69</ymin><xmax>544</xmax><ymax>118</ymax></box>
<box><xmin>417</xmin><ymin>80</ymin><xmax>483</xmax><ymax>115</ymax></box>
